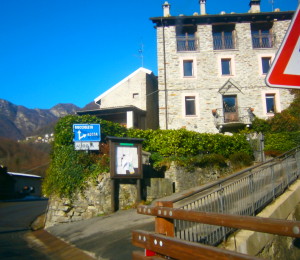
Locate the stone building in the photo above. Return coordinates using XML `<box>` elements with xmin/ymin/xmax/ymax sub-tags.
<box><xmin>150</xmin><ymin>0</ymin><xmax>295</xmax><ymax>133</ymax></box>
<box><xmin>79</xmin><ymin>67</ymin><xmax>159</xmax><ymax>130</ymax></box>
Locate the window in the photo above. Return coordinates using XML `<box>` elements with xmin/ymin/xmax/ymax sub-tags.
<box><xmin>266</xmin><ymin>94</ymin><xmax>276</xmax><ymax>113</ymax></box>
<box><xmin>251</xmin><ymin>23</ymin><xmax>274</xmax><ymax>48</ymax></box>
<box><xmin>262</xmin><ymin>90</ymin><xmax>280</xmax><ymax>116</ymax></box>
<box><xmin>261</xmin><ymin>57</ymin><xmax>271</xmax><ymax>74</ymax></box>
<box><xmin>133</xmin><ymin>93</ymin><xmax>139</xmax><ymax>99</ymax></box>
<box><xmin>221</xmin><ymin>59</ymin><xmax>231</xmax><ymax>75</ymax></box>
<box><xmin>176</xmin><ymin>26</ymin><xmax>198</xmax><ymax>52</ymax></box>
<box><xmin>212</xmin><ymin>24</ymin><xmax>236</xmax><ymax>50</ymax></box>
<box><xmin>223</xmin><ymin>95</ymin><xmax>237</xmax><ymax>112</ymax></box>
<box><xmin>183</xmin><ymin>60</ymin><xmax>194</xmax><ymax>77</ymax></box>
<box><xmin>185</xmin><ymin>96</ymin><xmax>196</xmax><ymax>116</ymax></box>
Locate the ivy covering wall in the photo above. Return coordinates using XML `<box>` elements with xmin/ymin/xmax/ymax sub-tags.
<box><xmin>42</xmin><ymin>115</ymin><xmax>127</xmax><ymax>198</ymax></box>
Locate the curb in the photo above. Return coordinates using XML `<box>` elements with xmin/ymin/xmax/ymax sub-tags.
<box><xmin>25</xmin><ymin>229</ymin><xmax>96</xmax><ymax>260</ymax></box>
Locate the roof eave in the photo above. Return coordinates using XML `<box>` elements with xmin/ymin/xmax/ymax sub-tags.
<box><xmin>150</xmin><ymin>10</ymin><xmax>294</xmax><ymax>26</ymax></box>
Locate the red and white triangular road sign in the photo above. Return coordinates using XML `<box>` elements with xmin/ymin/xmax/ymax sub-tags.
<box><xmin>266</xmin><ymin>5</ymin><xmax>300</xmax><ymax>88</ymax></box>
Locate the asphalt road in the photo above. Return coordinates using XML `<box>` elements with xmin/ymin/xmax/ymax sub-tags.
<box><xmin>0</xmin><ymin>199</ymin><xmax>49</xmax><ymax>260</ymax></box>
<box><xmin>47</xmin><ymin>208</ymin><xmax>154</xmax><ymax>260</ymax></box>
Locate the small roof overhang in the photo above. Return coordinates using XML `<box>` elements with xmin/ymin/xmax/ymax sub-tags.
<box><xmin>77</xmin><ymin>105</ymin><xmax>147</xmax><ymax>117</ymax></box>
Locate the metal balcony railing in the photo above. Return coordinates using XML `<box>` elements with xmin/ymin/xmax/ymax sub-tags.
<box><xmin>252</xmin><ymin>33</ymin><xmax>274</xmax><ymax>48</ymax></box>
<box><xmin>213</xmin><ymin>107</ymin><xmax>254</xmax><ymax>127</ymax></box>
<box><xmin>213</xmin><ymin>34</ymin><xmax>236</xmax><ymax>50</ymax></box>
<box><xmin>176</xmin><ymin>36</ymin><xmax>198</xmax><ymax>52</ymax></box>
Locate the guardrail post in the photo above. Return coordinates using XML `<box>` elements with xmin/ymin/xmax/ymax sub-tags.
<box><xmin>271</xmin><ymin>164</ymin><xmax>276</xmax><ymax>200</ymax></box>
<box><xmin>248</xmin><ymin>173</ymin><xmax>255</xmax><ymax>216</ymax></box>
<box><xmin>218</xmin><ymin>186</ymin><xmax>227</xmax><ymax>241</ymax></box>
<box><xmin>155</xmin><ymin>201</ymin><xmax>175</xmax><ymax>237</ymax></box>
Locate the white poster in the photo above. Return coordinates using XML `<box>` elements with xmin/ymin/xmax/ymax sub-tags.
<box><xmin>116</xmin><ymin>146</ymin><xmax>138</xmax><ymax>175</ymax></box>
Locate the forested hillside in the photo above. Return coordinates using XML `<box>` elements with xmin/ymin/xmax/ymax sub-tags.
<box><xmin>0</xmin><ymin>137</ymin><xmax>50</xmax><ymax>177</ymax></box>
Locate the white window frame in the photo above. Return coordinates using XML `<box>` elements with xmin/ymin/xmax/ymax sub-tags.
<box><xmin>182</xmin><ymin>93</ymin><xmax>199</xmax><ymax>117</ymax></box>
<box><xmin>180</xmin><ymin>57</ymin><xmax>197</xmax><ymax>78</ymax></box>
<box><xmin>257</xmin><ymin>53</ymin><xmax>274</xmax><ymax>76</ymax></box>
<box><xmin>218</xmin><ymin>55</ymin><xmax>235</xmax><ymax>77</ymax></box>
<box><xmin>261</xmin><ymin>89</ymin><xmax>281</xmax><ymax>116</ymax></box>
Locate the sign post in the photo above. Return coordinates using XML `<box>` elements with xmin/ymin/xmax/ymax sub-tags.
<box><xmin>73</xmin><ymin>124</ymin><xmax>101</xmax><ymax>151</ymax></box>
<box><xmin>266</xmin><ymin>5</ymin><xmax>300</xmax><ymax>89</ymax></box>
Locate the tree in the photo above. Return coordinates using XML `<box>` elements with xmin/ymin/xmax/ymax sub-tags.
<box><xmin>269</xmin><ymin>90</ymin><xmax>300</xmax><ymax>132</ymax></box>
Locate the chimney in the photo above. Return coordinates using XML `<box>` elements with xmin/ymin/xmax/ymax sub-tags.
<box><xmin>163</xmin><ymin>1</ymin><xmax>171</xmax><ymax>17</ymax></box>
<box><xmin>199</xmin><ymin>0</ymin><xmax>206</xmax><ymax>15</ymax></box>
<box><xmin>249</xmin><ymin>0</ymin><xmax>261</xmax><ymax>13</ymax></box>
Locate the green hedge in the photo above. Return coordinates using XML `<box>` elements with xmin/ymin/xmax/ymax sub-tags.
<box><xmin>43</xmin><ymin>116</ymin><xmax>253</xmax><ymax>198</ymax></box>
<box><xmin>127</xmin><ymin>128</ymin><xmax>252</xmax><ymax>158</ymax></box>
<box><xmin>264</xmin><ymin>132</ymin><xmax>300</xmax><ymax>153</ymax></box>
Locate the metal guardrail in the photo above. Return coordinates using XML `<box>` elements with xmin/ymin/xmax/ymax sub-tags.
<box><xmin>157</xmin><ymin>147</ymin><xmax>300</xmax><ymax>246</ymax></box>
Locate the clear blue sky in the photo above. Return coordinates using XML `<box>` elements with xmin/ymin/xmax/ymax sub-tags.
<box><xmin>0</xmin><ymin>0</ymin><xmax>298</xmax><ymax>109</ymax></box>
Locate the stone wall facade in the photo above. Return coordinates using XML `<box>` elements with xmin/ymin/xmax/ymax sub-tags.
<box><xmin>155</xmin><ymin>12</ymin><xmax>294</xmax><ymax>133</ymax></box>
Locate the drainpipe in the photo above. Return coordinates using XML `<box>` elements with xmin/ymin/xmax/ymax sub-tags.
<box><xmin>162</xmin><ymin>18</ymin><xmax>168</xmax><ymax>129</ymax></box>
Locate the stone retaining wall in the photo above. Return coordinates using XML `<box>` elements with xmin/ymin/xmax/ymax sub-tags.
<box><xmin>45</xmin><ymin>172</ymin><xmax>112</xmax><ymax>228</ymax></box>
<box><xmin>165</xmin><ymin>162</ymin><xmax>231</xmax><ymax>193</ymax></box>
<box><xmin>45</xmin><ymin>164</ymin><xmax>231</xmax><ymax>227</ymax></box>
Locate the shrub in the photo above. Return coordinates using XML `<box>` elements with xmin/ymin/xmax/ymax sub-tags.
<box><xmin>264</xmin><ymin>132</ymin><xmax>300</xmax><ymax>153</ymax></box>
<box><xmin>229</xmin><ymin>151</ymin><xmax>254</xmax><ymax>170</ymax></box>
<box><xmin>193</xmin><ymin>154</ymin><xmax>228</xmax><ymax>169</ymax></box>
<box><xmin>251</xmin><ymin>117</ymin><xmax>271</xmax><ymax>133</ymax></box>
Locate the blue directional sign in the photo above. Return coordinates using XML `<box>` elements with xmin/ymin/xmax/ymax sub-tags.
<box><xmin>73</xmin><ymin>124</ymin><xmax>101</xmax><ymax>142</ymax></box>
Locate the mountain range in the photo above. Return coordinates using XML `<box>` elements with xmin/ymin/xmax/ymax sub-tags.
<box><xmin>0</xmin><ymin>99</ymin><xmax>96</xmax><ymax>140</ymax></box>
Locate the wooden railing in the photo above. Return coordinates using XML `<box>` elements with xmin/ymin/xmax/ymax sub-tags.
<box><xmin>132</xmin><ymin>202</ymin><xmax>300</xmax><ymax>259</ymax></box>
<box><xmin>132</xmin><ymin>148</ymin><xmax>300</xmax><ymax>258</ymax></box>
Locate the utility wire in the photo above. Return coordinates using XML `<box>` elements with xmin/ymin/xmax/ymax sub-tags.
<box><xmin>23</xmin><ymin>162</ymin><xmax>50</xmax><ymax>173</ymax></box>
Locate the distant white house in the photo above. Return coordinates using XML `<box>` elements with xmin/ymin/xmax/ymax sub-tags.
<box><xmin>78</xmin><ymin>67</ymin><xmax>159</xmax><ymax>130</ymax></box>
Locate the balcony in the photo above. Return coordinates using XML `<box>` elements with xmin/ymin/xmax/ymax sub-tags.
<box><xmin>176</xmin><ymin>36</ymin><xmax>198</xmax><ymax>52</ymax></box>
<box><xmin>213</xmin><ymin>34</ymin><xmax>236</xmax><ymax>50</ymax></box>
<box><xmin>212</xmin><ymin>107</ymin><xmax>255</xmax><ymax>131</ymax></box>
<box><xmin>252</xmin><ymin>33</ymin><xmax>274</xmax><ymax>48</ymax></box>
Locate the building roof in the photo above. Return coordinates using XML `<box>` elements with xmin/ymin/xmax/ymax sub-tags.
<box><xmin>94</xmin><ymin>67</ymin><xmax>153</xmax><ymax>104</ymax></box>
<box><xmin>8</xmin><ymin>172</ymin><xmax>42</xmax><ymax>179</ymax></box>
<box><xmin>150</xmin><ymin>10</ymin><xmax>294</xmax><ymax>26</ymax></box>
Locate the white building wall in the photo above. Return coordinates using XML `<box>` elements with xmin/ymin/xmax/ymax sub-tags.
<box><xmin>98</xmin><ymin>69</ymin><xmax>149</xmax><ymax>111</ymax></box>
